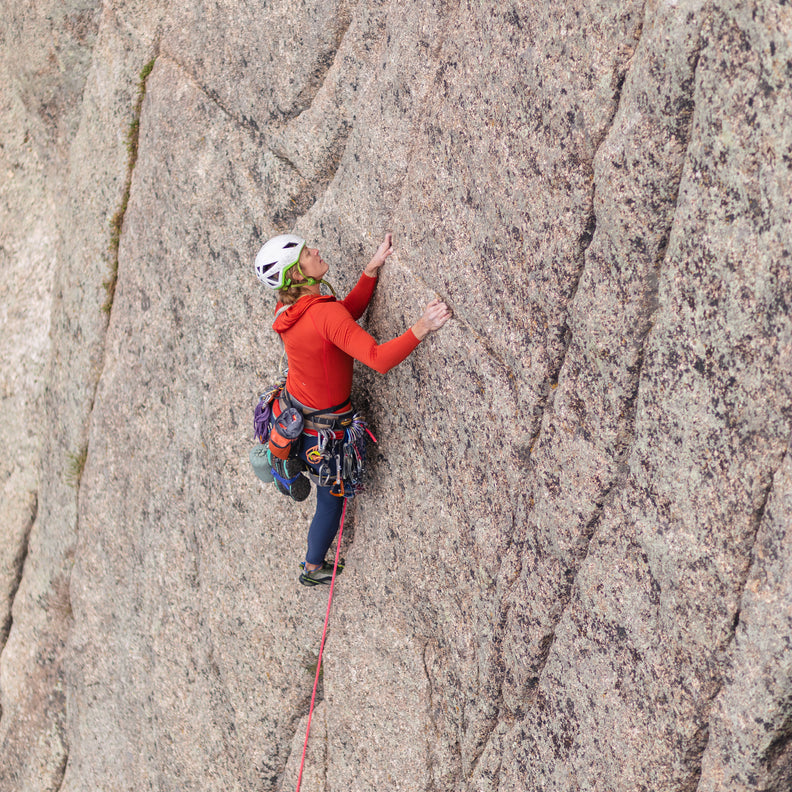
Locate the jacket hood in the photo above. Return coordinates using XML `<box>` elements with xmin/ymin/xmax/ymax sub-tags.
<box><xmin>272</xmin><ymin>294</ymin><xmax>334</xmax><ymax>333</ymax></box>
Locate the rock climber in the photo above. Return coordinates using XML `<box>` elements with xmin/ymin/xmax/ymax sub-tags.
<box><xmin>254</xmin><ymin>232</ymin><xmax>451</xmax><ymax>586</ymax></box>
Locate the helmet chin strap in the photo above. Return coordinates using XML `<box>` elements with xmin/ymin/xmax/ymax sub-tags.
<box><xmin>286</xmin><ymin>262</ymin><xmax>336</xmax><ymax>296</ymax></box>
<box><xmin>318</xmin><ymin>279</ymin><xmax>336</xmax><ymax>295</ymax></box>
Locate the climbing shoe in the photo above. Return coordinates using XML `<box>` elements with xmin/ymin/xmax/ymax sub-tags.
<box><xmin>299</xmin><ymin>559</ymin><xmax>345</xmax><ymax>587</ymax></box>
<box><xmin>271</xmin><ymin>457</ymin><xmax>311</xmax><ymax>502</ymax></box>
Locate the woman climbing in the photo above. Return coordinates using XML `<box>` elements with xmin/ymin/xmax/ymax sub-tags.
<box><xmin>255</xmin><ymin>232</ymin><xmax>451</xmax><ymax>586</ymax></box>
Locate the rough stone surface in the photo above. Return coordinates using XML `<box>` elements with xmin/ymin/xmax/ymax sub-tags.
<box><xmin>1</xmin><ymin>0</ymin><xmax>791</xmax><ymax>790</ymax></box>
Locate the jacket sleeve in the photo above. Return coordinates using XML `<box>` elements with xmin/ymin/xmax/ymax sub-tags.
<box><xmin>314</xmin><ymin>302</ymin><xmax>421</xmax><ymax>374</ymax></box>
<box><xmin>340</xmin><ymin>273</ymin><xmax>378</xmax><ymax>320</ymax></box>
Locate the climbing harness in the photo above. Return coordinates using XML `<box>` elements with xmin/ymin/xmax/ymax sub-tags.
<box><xmin>251</xmin><ymin>379</ymin><xmax>375</xmax><ymax>500</ymax></box>
<box><xmin>295</xmin><ymin>498</ymin><xmax>347</xmax><ymax>792</ymax></box>
<box><xmin>279</xmin><ymin>389</ymin><xmax>374</xmax><ymax>498</ymax></box>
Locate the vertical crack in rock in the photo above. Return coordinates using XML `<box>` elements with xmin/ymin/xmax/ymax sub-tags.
<box><xmin>61</xmin><ymin>45</ymin><xmax>156</xmax><ymax>743</ymax></box>
<box><xmin>623</xmin><ymin>33</ymin><xmax>704</xmax><ymax>394</ymax></box>
<box><xmin>723</xmin><ymin>444</ymin><xmax>781</xmax><ymax>641</ymax></box>
<box><xmin>275</xmin><ymin>5</ymin><xmax>356</xmax><ymax>124</ymax></box>
<box><xmin>493</xmin><ymin>1</ymin><xmax>648</xmax><ymax>684</ymax></box>
<box><xmin>487</xmin><ymin>10</ymin><xmax>710</xmax><ymax>769</ymax></box>
<box><xmin>531</xmin><ymin>18</ymin><xmax>639</xmax><ymax>440</ymax></box>
<box><xmin>693</xmin><ymin>434</ymin><xmax>792</xmax><ymax>792</ymax></box>
<box><xmin>0</xmin><ymin>493</ymin><xmax>38</xmax><ymax>723</ymax></box>
<box><xmin>271</xmin><ymin>115</ymin><xmax>352</xmax><ymax>228</ymax></box>
<box><xmin>467</xmin><ymin>611</ymin><xmax>518</xmax><ymax>784</ymax></box>
<box><xmin>469</xmin><ymin>716</ymin><xmax>507</xmax><ymax>792</ymax></box>
<box><xmin>54</xmin><ymin>747</ymin><xmax>69</xmax><ymax>792</ymax></box>
<box><xmin>530</xmin><ymin>0</ymin><xmax>706</xmax><ymax>679</ymax></box>
<box><xmin>421</xmin><ymin>638</ymin><xmax>464</xmax><ymax>792</ymax></box>
<box><xmin>322</xmin><ymin>713</ymin><xmax>330</xmax><ymax>792</ymax></box>
<box><xmin>46</xmin><ymin>51</ymin><xmax>158</xmax><ymax>792</ymax></box>
<box><xmin>105</xmin><ymin>57</ymin><xmax>156</xmax><ymax>315</ymax></box>
<box><xmin>422</xmin><ymin>640</ymin><xmax>442</xmax><ymax>792</ymax></box>
<box><xmin>485</xmin><ymin>56</ymin><xmax>639</xmax><ymax>718</ymax></box>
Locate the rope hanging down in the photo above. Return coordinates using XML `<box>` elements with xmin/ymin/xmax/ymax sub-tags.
<box><xmin>295</xmin><ymin>498</ymin><xmax>348</xmax><ymax>792</ymax></box>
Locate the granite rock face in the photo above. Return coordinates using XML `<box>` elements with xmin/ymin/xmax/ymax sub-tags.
<box><xmin>1</xmin><ymin>0</ymin><xmax>791</xmax><ymax>790</ymax></box>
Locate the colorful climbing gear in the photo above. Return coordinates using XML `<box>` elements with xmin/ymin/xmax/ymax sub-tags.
<box><xmin>252</xmin><ymin>382</ymin><xmax>374</xmax><ymax>500</ymax></box>
<box><xmin>251</xmin><ymin>375</ymin><xmax>310</xmax><ymax>501</ymax></box>
<box><xmin>308</xmin><ymin>413</ymin><xmax>371</xmax><ymax>497</ymax></box>
<box><xmin>268</xmin><ymin>406</ymin><xmax>304</xmax><ymax>459</ymax></box>
<box><xmin>271</xmin><ymin>455</ymin><xmax>311</xmax><ymax>502</ymax></box>
<box><xmin>278</xmin><ymin>389</ymin><xmax>374</xmax><ymax>498</ymax></box>
<box><xmin>253</xmin><ymin>375</ymin><xmax>285</xmax><ymax>444</ymax></box>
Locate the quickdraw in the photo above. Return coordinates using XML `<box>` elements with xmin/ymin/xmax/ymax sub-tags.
<box><xmin>312</xmin><ymin>414</ymin><xmax>373</xmax><ymax>498</ymax></box>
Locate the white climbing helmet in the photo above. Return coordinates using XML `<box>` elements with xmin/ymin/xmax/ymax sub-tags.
<box><xmin>254</xmin><ymin>234</ymin><xmax>306</xmax><ymax>289</ymax></box>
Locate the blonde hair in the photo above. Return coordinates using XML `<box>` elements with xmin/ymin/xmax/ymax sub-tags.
<box><xmin>277</xmin><ymin>282</ymin><xmax>310</xmax><ymax>305</ymax></box>
<box><xmin>276</xmin><ymin>255</ymin><xmax>335</xmax><ymax>303</ymax></box>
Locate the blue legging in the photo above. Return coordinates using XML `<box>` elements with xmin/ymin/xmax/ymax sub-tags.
<box><xmin>298</xmin><ymin>433</ymin><xmax>345</xmax><ymax>565</ymax></box>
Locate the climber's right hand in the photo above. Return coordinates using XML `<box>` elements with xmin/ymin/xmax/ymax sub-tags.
<box><xmin>412</xmin><ymin>299</ymin><xmax>452</xmax><ymax>340</ymax></box>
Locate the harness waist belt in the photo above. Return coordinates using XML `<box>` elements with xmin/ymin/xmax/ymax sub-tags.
<box><xmin>281</xmin><ymin>389</ymin><xmax>354</xmax><ymax>432</ymax></box>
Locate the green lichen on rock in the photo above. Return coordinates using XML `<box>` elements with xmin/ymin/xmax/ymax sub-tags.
<box><xmin>104</xmin><ymin>58</ymin><xmax>156</xmax><ymax>314</ymax></box>
<box><xmin>65</xmin><ymin>446</ymin><xmax>88</xmax><ymax>489</ymax></box>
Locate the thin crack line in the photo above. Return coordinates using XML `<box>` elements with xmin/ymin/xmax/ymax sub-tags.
<box><xmin>499</xmin><ymin>0</ymin><xmax>649</xmax><ymax>628</ymax></box>
<box><xmin>420</xmin><ymin>637</ymin><xmax>464</xmax><ymax>792</ymax></box>
<box><xmin>54</xmin><ymin>745</ymin><xmax>69</xmax><ymax>792</ymax></box>
<box><xmin>488</xmin><ymin>1</ymin><xmax>717</xmax><ymax>743</ymax></box>
<box><xmin>693</xmin><ymin>430</ymin><xmax>792</xmax><ymax>792</ymax></box>
<box><xmin>159</xmin><ymin>53</ymin><xmax>268</xmax><ymax>143</ymax></box>
<box><xmin>0</xmin><ymin>493</ymin><xmax>37</xmax><ymax>682</ymax></box>
<box><xmin>526</xmin><ymin>0</ymin><xmax>709</xmax><ymax>697</ymax></box>
<box><xmin>526</xmin><ymin>9</ymin><xmax>642</xmax><ymax>452</ymax></box>
<box><xmin>53</xmin><ymin>47</ymin><xmax>161</xmax><ymax>792</ymax></box>
<box><xmin>421</xmin><ymin>639</ymin><xmax>442</xmax><ymax>792</ymax></box>
<box><xmin>729</xmin><ymin>441</ymin><xmax>790</xmax><ymax>649</ymax></box>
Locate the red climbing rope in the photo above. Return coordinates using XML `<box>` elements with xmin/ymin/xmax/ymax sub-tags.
<box><xmin>295</xmin><ymin>497</ymin><xmax>348</xmax><ymax>792</ymax></box>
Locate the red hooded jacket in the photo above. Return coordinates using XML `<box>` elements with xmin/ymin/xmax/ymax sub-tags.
<box><xmin>272</xmin><ymin>273</ymin><xmax>420</xmax><ymax>410</ymax></box>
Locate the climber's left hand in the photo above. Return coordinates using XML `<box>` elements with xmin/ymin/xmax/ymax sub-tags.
<box><xmin>364</xmin><ymin>233</ymin><xmax>393</xmax><ymax>277</ymax></box>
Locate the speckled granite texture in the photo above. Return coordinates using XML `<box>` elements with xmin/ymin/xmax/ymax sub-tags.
<box><xmin>1</xmin><ymin>1</ymin><xmax>790</xmax><ymax>790</ymax></box>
